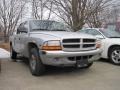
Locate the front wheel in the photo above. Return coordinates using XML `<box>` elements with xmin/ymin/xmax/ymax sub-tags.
<box><xmin>109</xmin><ymin>47</ymin><xmax>120</xmax><ymax>65</ymax></box>
<box><xmin>29</xmin><ymin>48</ymin><xmax>45</xmax><ymax>76</ymax></box>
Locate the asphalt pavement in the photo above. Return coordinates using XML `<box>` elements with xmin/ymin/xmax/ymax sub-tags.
<box><xmin>0</xmin><ymin>59</ymin><xmax>120</xmax><ymax>90</ymax></box>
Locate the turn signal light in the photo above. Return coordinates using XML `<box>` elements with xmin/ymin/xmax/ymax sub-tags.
<box><xmin>42</xmin><ymin>46</ymin><xmax>62</xmax><ymax>51</ymax></box>
<box><xmin>96</xmin><ymin>43</ymin><xmax>101</xmax><ymax>48</ymax></box>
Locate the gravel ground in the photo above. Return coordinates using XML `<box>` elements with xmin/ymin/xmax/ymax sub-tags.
<box><xmin>0</xmin><ymin>59</ymin><xmax>120</xmax><ymax>90</ymax></box>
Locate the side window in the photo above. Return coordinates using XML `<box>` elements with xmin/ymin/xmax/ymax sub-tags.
<box><xmin>22</xmin><ymin>21</ymin><xmax>28</xmax><ymax>33</ymax></box>
<box><xmin>17</xmin><ymin>22</ymin><xmax>28</xmax><ymax>34</ymax></box>
<box><xmin>17</xmin><ymin>23</ymin><xmax>23</xmax><ymax>34</ymax></box>
<box><xmin>17</xmin><ymin>27</ymin><xmax>20</xmax><ymax>34</ymax></box>
<box><xmin>88</xmin><ymin>29</ymin><xmax>101</xmax><ymax>36</ymax></box>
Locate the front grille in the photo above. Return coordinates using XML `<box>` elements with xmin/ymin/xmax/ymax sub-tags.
<box><xmin>63</xmin><ymin>39</ymin><xmax>80</xmax><ymax>43</ymax></box>
<box><xmin>83</xmin><ymin>39</ymin><xmax>95</xmax><ymax>43</ymax></box>
<box><xmin>62</xmin><ymin>38</ymin><xmax>96</xmax><ymax>51</ymax></box>
<box><xmin>83</xmin><ymin>44</ymin><xmax>95</xmax><ymax>48</ymax></box>
<box><xmin>63</xmin><ymin>44</ymin><xmax>80</xmax><ymax>48</ymax></box>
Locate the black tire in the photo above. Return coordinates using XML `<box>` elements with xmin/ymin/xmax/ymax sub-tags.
<box><xmin>29</xmin><ymin>48</ymin><xmax>45</xmax><ymax>76</ymax></box>
<box><xmin>109</xmin><ymin>47</ymin><xmax>120</xmax><ymax>65</ymax></box>
<box><xmin>10</xmin><ymin>45</ymin><xmax>17</xmax><ymax>62</ymax></box>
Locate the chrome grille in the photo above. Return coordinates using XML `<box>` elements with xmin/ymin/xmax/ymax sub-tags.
<box><xmin>83</xmin><ymin>39</ymin><xmax>96</xmax><ymax>43</ymax></box>
<box><xmin>62</xmin><ymin>38</ymin><xmax>96</xmax><ymax>51</ymax></box>
<box><xmin>83</xmin><ymin>44</ymin><xmax>95</xmax><ymax>48</ymax></box>
<box><xmin>63</xmin><ymin>39</ymin><xmax>80</xmax><ymax>43</ymax></box>
<box><xmin>63</xmin><ymin>44</ymin><xmax>80</xmax><ymax>48</ymax></box>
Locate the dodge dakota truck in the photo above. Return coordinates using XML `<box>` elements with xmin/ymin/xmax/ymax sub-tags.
<box><xmin>10</xmin><ymin>20</ymin><xmax>101</xmax><ymax>76</ymax></box>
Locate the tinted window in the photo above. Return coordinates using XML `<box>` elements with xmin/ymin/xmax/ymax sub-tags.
<box><xmin>22</xmin><ymin>22</ymin><xmax>28</xmax><ymax>33</ymax></box>
<box><xmin>17</xmin><ymin>22</ymin><xmax>28</xmax><ymax>34</ymax></box>
<box><xmin>17</xmin><ymin>23</ymin><xmax>23</xmax><ymax>34</ymax></box>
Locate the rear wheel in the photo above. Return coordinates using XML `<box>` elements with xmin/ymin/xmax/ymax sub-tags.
<box><xmin>10</xmin><ymin>45</ymin><xmax>17</xmax><ymax>62</ymax></box>
<box><xmin>109</xmin><ymin>47</ymin><xmax>120</xmax><ymax>65</ymax></box>
<box><xmin>29</xmin><ymin>48</ymin><xmax>45</xmax><ymax>76</ymax></box>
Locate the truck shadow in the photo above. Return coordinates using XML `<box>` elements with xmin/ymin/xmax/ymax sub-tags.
<box><xmin>45</xmin><ymin>66</ymin><xmax>92</xmax><ymax>76</ymax></box>
<box><xmin>16</xmin><ymin>57</ymin><xmax>93</xmax><ymax>76</ymax></box>
<box><xmin>98</xmin><ymin>58</ymin><xmax>114</xmax><ymax>65</ymax></box>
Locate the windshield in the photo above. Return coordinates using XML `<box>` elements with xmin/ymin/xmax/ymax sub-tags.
<box><xmin>29</xmin><ymin>20</ymin><xmax>68</xmax><ymax>31</ymax></box>
<box><xmin>99</xmin><ymin>29</ymin><xmax>120</xmax><ymax>38</ymax></box>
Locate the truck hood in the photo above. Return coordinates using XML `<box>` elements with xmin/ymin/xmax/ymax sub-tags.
<box><xmin>30</xmin><ymin>31</ymin><xmax>95</xmax><ymax>40</ymax></box>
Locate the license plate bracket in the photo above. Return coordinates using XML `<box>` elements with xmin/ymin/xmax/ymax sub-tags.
<box><xmin>76</xmin><ymin>56</ymin><xmax>88</xmax><ymax>67</ymax></box>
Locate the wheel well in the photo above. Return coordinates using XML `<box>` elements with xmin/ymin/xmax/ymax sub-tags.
<box><xmin>28</xmin><ymin>43</ymin><xmax>38</xmax><ymax>50</ymax></box>
<box><xmin>108</xmin><ymin>45</ymin><xmax>120</xmax><ymax>58</ymax></box>
<box><xmin>10</xmin><ymin>42</ymin><xmax>12</xmax><ymax>46</ymax></box>
<box><xmin>28</xmin><ymin>43</ymin><xmax>38</xmax><ymax>58</ymax></box>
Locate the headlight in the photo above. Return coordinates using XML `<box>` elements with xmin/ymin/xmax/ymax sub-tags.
<box><xmin>42</xmin><ymin>40</ymin><xmax>62</xmax><ymax>50</ymax></box>
<box><xmin>96</xmin><ymin>40</ymin><xmax>101</xmax><ymax>48</ymax></box>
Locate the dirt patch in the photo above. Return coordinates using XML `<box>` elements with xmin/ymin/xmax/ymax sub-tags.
<box><xmin>0</xmin><ymin>42</ymin><xmax>10</xmax><ymax>51</ymax></box>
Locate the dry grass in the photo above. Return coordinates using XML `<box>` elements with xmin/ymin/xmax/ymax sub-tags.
<box><xmin>0</xmin><ymin>42</ymin><xmax>10</xmax><ymax>51</ymax></box>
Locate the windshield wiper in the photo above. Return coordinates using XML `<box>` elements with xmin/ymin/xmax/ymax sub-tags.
<box><xmin>51</xmin><ymin>29</ymin><xmax>66</xmax><ymax>31</ymax></box>
<box><xmin>32</xmin><ymin>29</ymin><xmax>48</xmax><ymax>31</ymax></box>
<box><xmin>109</xmin><ymin>36</ymin><xmax>120</xmax><ymax>38</ymax></box>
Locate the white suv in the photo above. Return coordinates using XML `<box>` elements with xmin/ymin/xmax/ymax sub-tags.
<box><xmin>79</xmin><ymin>28</ymin><xmax>120</xmax><ymax>65</ymax></box>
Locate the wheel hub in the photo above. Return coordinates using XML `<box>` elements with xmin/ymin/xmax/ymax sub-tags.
<box><xmin>112</xmin><ymin>50</ymin><xmax>120</xmax><ymax>63</ymax></box>
<box><xmin>30</xmin><ymin>55</ymin><xmax>36</xmax><ymax>70</ymax></box>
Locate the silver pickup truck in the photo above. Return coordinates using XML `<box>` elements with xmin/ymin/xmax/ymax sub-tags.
<box><xmin>10</xmin><ymin>20</ymin><xmax>101</xmax><ymax>76</ymax></box>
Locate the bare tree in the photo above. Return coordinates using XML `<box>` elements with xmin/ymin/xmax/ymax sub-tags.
<box><xmin>86</xmin><ymin>0</ymin><xmax>114</xmax><ymax>28</ymax></box>
<box><xmin>46</xmin><ymin>0</ymin><xmax>88</xmax><ymax>31</ymax></box>
<box><xmin>104</xmin><ymin>5</ymin><xmax>120</xmax><ymax>24</ymax></box>
<box><xmin>31</xmin><ymin>0</ymin><xmax>53</xmax><ymax>20</ymax></box>
<box><xmin>45</xmin><ymin>0</ymin><xmax>115</xmax><ymax>31</ymax></box>
<box><xmin>0</xmin><ymin>0</ymin><xmax>27</xmax><ymax>42</ymax></box>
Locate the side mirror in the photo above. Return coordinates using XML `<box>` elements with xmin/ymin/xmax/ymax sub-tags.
<box><xmin>95</xmin><ymin>35</ymin><xmax>104</xmax><ymax>39</ymax></box>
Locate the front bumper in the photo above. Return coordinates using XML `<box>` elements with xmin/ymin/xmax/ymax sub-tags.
<box><xmin>41</xmin><ymin>48</ymin><xmax>101</xmax><ymax>57</ymax></box>
<box><xmin>40</xmin><ymin>49</ymin><xmax>102</xmax><ymax>66</ymax></box>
